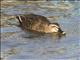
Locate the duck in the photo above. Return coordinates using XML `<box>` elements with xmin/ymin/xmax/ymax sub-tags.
<box><xmin>16</xmin><ymin>14</ymin><xmax>65</xmax><ymax>34</ymax></box>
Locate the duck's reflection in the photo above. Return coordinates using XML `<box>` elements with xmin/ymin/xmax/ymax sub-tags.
<box><xmin>51</xmin><ymin>32</ymin><xmax>66</xmax><ymax>40</ymax></box>
<box><xmin>23</xmin><ymin>29</ymin><xmax>66</xmax><ymax>40</ymax></box>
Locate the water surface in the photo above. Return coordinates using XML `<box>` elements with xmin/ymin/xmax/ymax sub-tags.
<box><xmin>1</xmin><ymin>1</ymin><xmax>80</xmax><ymax>60</ymax></box>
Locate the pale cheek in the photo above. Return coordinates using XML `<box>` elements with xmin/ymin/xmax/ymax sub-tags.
<box><xmin>52</xmin><ymin>28</ymin><xmax>58</xmax><ymax>32</ymax></box>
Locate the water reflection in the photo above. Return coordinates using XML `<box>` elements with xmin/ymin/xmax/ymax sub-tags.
<box><xmin>21</xmin><ymin>29</ymin><xmax>66</xmax><ymax>40</ymax></box>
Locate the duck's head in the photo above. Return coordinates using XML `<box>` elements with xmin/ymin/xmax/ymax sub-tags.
<box><xmin>48</xmin><ymin>23</ymin><xmax>66</xmax><ymax>34</ymax></box>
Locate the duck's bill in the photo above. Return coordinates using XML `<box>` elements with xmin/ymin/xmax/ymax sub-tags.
<box><xmin>62</xmin><ymin>31</ymin><xmax>66</xmax><ymax>35</ymax></box>
<box><xmin>58</xmin><ymin>28</ymin><xmax>66</xmax><ymax>35</ymax></box>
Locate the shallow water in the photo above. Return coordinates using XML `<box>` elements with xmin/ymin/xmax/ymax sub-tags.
<box><xmin>1</xmin><ymin>1</ymin><xmax>80</xmax><ymax>60</ymax></box>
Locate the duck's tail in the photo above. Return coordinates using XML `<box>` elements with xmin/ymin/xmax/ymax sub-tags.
<box><xmin>16</xmin><ymin>15</ymin><xmax>22</xmax><ymax>27</ymax></box>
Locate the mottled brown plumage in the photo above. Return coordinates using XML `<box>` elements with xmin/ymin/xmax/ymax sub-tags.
<box><xmin>16</xmin><ymin>14</ymin><xmax>65</xmax><ymax>34</ymax></box>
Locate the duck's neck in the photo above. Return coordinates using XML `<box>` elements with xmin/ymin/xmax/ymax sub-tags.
<box><xmin>44</xmin><ymin>25</ymin><xmax>52</xmax><ymax>33</ymax></box>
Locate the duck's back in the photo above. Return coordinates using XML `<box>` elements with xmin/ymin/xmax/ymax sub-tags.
<box><xmin>22</xmin><ymin>14</ymin><xmax>50</xmax><ymax>23</ymax></box>
<box><xmin>16</xmin><ymin>14</ymin><xmax>50</xmax><ymax>32</ymax></box>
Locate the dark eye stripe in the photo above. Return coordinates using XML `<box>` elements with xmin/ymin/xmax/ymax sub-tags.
<box><xmin>52</xmin><ymin>25</ymin><xmax>59</xmax><ymax>28</ymax></box>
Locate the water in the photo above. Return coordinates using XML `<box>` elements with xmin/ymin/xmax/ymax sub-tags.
<box><xmin>1</xmin><ymin>1</ymin><xmax>80</xmax><ymax>60</ymax></box>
